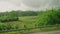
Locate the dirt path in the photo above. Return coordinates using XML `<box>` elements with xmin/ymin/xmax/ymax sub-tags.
<box><xmin>29</xmin><ymin>30</ymin><xmax>60</xmax><ymax>34</ymax></box>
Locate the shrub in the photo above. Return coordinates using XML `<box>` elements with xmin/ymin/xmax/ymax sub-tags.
<box><xmin>35</xmin><ymin>9</ymin><xmax>60</xmax><ymax>26</ymax></box>
<box><xmin>0</xmin><ymin>23</ymin><xmax>20</xmax><ymax>30</ymax></box>
<box><xmin>0</xmin><ymin>16</ymin><xmax>19</xmax><ymax>22</ymax></box>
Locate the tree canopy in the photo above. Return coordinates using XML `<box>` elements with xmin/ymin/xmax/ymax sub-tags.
<box><xmin>35</xmin><ymin>9</ymin><xmax>60</xmax><ymax>26</ymax></box>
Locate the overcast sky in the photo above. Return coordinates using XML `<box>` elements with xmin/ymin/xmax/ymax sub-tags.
<box><xmin>0</xmin><ymin>0</ymin><xmax>60</xmax><ymax>12</ymax></box>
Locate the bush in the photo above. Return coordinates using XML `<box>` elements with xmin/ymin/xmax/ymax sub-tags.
<box><xmin>35</xmin><ymin>9</ymin><xmax>60</xmax><ymax>26</ymax></box>
<box><xmin>0</xmin><ymin>16</ymin><xmax>19</xmax><ymax>22</ymax></box>
<box><xmin>0</xmin><ymin>23</ymin><xmax>19</xmax><ymax>30</ymax></box>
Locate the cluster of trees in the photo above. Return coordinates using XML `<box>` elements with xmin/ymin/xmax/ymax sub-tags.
<box><xmin>0</xmin><ymin>11</ymin><xmax>19</xmax><ymax>22</ymax></box>
<box><xmin>0</xmin><ymin>10</ymin><xmax>39</xmax><ymax>17</ymax></box>
<box><xmin>35</xmin><ymin>9</ymin><xmax>60</xmax><ymax>26</ymax></box>
<box><xmin>0</xmin><ymin>10</ymin><xmax>39</xmax><ymax>22</ymax></box>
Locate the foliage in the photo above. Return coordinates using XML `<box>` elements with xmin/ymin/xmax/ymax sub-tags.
<box><xmin>0</xmin><ymin>8</ymin><xmax>60</xmax><ymax>31</ymax></box>
<box><xmin>0</xmin><ymin>23</ymin><xmax>20</xmax><ymax>30</ymax></box>
<box><xmin>35</xmin><ymin>9</ymin><xmax>60</xmax><ymax>26</ymax></box>
<box><xmin>0</xmin><ymin>10</ymin><xmax>39</xmax><ymax>22</ymax></box>
<box><xmin>0</xmin><ymin>10</ymin><xmax>39</xmax><ymax>17</ymax></box>
<box><xmin>0</xmin><ymin>11</ymin><xmax>19</xmax><ymax>22</ymax></box>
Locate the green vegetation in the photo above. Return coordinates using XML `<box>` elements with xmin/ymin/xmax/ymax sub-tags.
<box><xmin>0</xmin><ymin>8</ymin><xmax>60</xmax><ymax>34</ymax></box>
<box><xmin>0</xmin><ymin>10</ymin><xmax>39</xmax><ymax>17</ymax></box>
<box><xmin>0</xmin><ymin>16</ymin><xmax>37</xmax><ymax>30</ymax></box>
<box><xmin>0</xmin><ymin>23</ymin><xmax>19</xmax><ymax>30</ymax></box>
<box><xmin>35</xmin><ymin>9</ymin><xmax>60</xmax><ymax>26</ymax></box>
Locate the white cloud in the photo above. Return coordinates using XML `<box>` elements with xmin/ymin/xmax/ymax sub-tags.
<box><xmin>0</xmin><ymin>0</ymin><xmax>21</xmax><ymax>12</ymax></box>
<box><xmin>0</xmin><ymin>1</ymin><xmax>16</xmax><ymax>12</ymax></box>
<box><xmin>0</xmin><ymin>0</ymin><xmax>60</xmax><ymax>12</ymax></box>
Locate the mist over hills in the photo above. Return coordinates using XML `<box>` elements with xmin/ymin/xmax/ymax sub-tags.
<box><xmin>0</xmin><ymin>0</ymin><xmax>60</xmax><ymax>12</ymax></box>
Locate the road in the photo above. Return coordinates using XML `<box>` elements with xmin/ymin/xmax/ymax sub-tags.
<box><xmin>29</xmin><ymin>30</ymin><xmax>60</xmax><ymax>34</ymax></box>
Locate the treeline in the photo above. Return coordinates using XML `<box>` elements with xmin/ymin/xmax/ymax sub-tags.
<box><xmin>0</xmin><ymin>10</ymin><xmax>39</xmax><ymax>17</ymax></box>
<box><xmin>0</xmin><ymin>10</ymin><xmax>39</xmax><ymax>22</ymax></box>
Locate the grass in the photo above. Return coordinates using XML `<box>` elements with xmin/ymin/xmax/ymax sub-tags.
<box><xmin>19</xmin><ymin>16</ymin><xmax>37</xmax><ymax>28</ymax></box>
<box><xmin>0</xmin><ymin>26</ymin><xmax>60</xmax><ymax>34</ymax></box>
<box><xmin>0</xmin><ymin>16</ymin><xmax>37</xmax><ymax>34</ymax></box>
<box><xmin>0</xmin><ymin>16</ymin><xmax>60</xmax><ymax>34</ymax></box>
<box><xmin>0</xmin><ymin>31</ymin><xmax>21</xmax><ymax>34</ymax></box>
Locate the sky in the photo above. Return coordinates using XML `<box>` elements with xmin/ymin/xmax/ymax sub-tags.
<box><xmin>0</xmin><ymin>0</ymin><xmax>60</xmax><ymax>12</ymax></box>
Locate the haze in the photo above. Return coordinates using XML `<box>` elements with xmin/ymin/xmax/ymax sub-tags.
<box><xmin>0</xmin><ymin>0</ymin><xmax>60</xmax><ymax>12</ymax></box>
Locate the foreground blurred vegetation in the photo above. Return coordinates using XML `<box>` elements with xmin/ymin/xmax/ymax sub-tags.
<box><xmin>0</xmin><ymin>10</ymin><xmax>39</xmax><ymax>22</ymax></box>
<box><xmin>0</xmin><ymin>8</ymin><xmax>60</xmax><ymax>34</ymax></box>
<box><xmin>36</xmin><ymin>8</ymin><xmax>60</xmax><ymax>26</ymax></box>
<box><xmin>0</xmin><ymin>10</ymin><xmax>39</xmax><ymax>30</ymax></box>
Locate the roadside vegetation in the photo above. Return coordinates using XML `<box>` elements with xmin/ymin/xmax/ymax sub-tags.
<box><xmin>0</xmin><ymin>8</ymin><xmax>60</xmax><ymax>34</ymax></box>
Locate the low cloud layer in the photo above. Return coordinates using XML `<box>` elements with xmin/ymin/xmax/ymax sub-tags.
<box><xmin>0</xmin><ymin>0</ymin><xmax>60</xmax><ymax>12</ymax></box>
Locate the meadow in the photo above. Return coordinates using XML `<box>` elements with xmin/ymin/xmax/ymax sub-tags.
<box><xmin>0</xmin><ymin>8</ymin><xmax>60</xmax><ymax>34</ymax></box>
<box><xmin>0</xmin><ymin>16</ymin><xmax>60</xmax><ymax>34</ymax></box>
